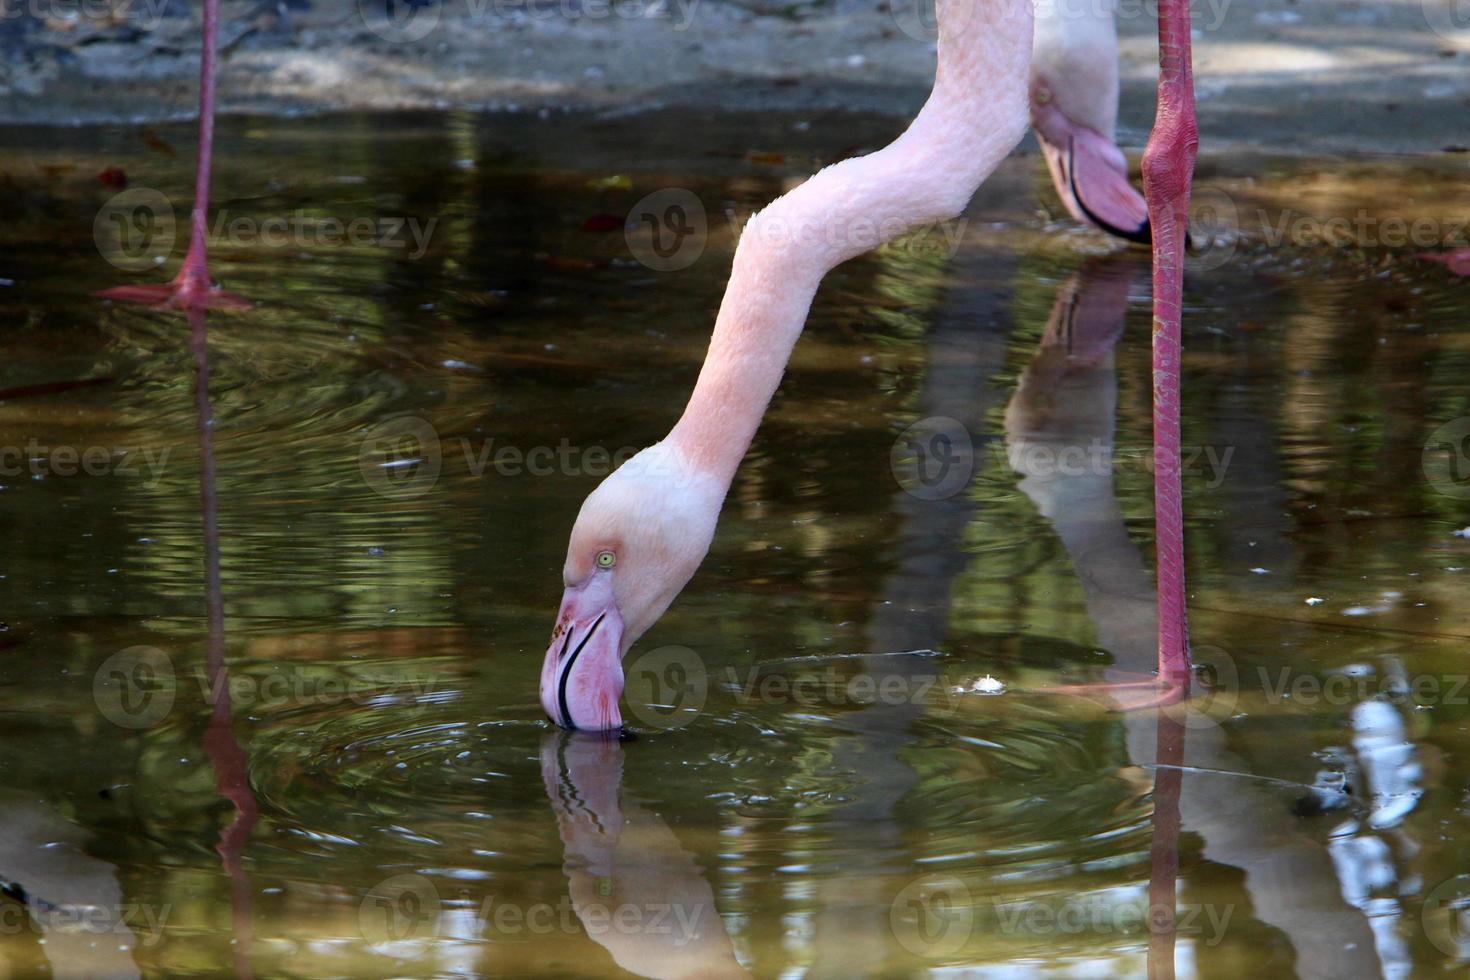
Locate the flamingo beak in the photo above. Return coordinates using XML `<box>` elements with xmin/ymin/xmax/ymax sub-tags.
<box><xmin>540</xmin><ymin>572</ymin><xmax>626</xmax><ymax>731</ymax></box>
<box><xmin>1031</xmin><ymin>94</ymin><xmax>1151</xmax><ymax>245</ymax></box>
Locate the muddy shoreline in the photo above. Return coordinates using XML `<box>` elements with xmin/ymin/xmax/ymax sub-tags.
<box><xmin>1</xmin><ymin>0</ymin><xmax>1467</xmax><ymax>155</ymax></box>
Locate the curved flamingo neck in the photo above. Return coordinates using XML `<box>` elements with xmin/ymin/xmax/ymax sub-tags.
<box><xmin>666</xmin><ymin>0</ymin><xmax>1033</xmax><ymax>488</ymax></box>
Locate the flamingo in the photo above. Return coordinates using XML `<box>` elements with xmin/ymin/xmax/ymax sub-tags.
<box><xmin>541</xmin><ymin>0</ymin><xmax>1198</xmax><ymax>730</ymax></box>
<box><xmin>96</xmin><ymin>0</ymin><xmax>248</xmax><ymax>310</ymax></box>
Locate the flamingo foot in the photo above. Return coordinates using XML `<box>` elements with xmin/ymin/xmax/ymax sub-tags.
<box><xmin>1037</xmin><ymin>670</ymin><xmax>1189</xmax><ymax>712</ymax></box>
<box><xmin>98</xmin><ymin>0</ymin><xmax>249</xmax><ymax>314</ymax></box>
<box><xmin>98</xmin><ymin>275</ymin><xmax>250</xmax><ymax>311</ymax></box>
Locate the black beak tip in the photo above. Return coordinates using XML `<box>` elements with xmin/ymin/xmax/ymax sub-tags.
<box><xmin>1121</xmin><ymin>218</ymin><xmax>1153</xmax><ymax>247</ymax></box>
<box><xmin>1099</xmin><ymin>217</ymin><xmax>1195</xmax><ymax>253</ymax></box>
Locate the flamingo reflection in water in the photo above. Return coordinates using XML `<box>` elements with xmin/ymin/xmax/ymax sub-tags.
<box><xmin>1006</xmin><ymin>257</ymin><xmax>1418</xmax><ymax>978</ymax></box>
<box><xmin>541</xmin><ymin>732</ymin><xmax>747</xmax><ymax>979</ymax></box>
<box><xmin>533</xmin><ymin>253</ymin><xmax>1423</xmax><ymax>978</ymax></box>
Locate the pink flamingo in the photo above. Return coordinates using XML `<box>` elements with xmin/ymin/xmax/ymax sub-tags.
<box><xmin>542</xmin><ymin>0</ymin><xmax>1197</xmax><ymax>730</ymax></box>
<box><xmin>97</xmin><ymin>0</ymin><xmax>248</xmax><ymax>310</ymax></box>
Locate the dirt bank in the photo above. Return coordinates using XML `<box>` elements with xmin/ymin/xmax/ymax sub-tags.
<box><xmin>1</xmin><ymin>0</ymin><xmax>1467</xmax><ymax>155</ymax></box>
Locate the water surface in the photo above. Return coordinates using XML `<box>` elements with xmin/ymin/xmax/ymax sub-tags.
<box><xmin>0</xmin><ymin>109</ymin><xmax>1466</xmax><ymax>978</ymax></box>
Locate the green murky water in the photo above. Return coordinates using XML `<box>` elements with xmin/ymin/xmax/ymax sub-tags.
<box><xmin>0</xmin><ymin>109</ymin><xmax>1466</xmax><ymax>978</ymax></box>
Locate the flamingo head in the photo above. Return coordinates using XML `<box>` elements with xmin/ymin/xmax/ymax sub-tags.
<box><xmin>1028</xmin><ymin>13</ymin><xmax>1150</xmax><ymax>245</ymax></box>
<box><xmin>540</xmin><ymin>442</ymin><xmax>722</xmax><ymax>731</ymax></box>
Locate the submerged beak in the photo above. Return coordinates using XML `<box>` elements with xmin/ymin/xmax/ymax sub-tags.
<box><xmin>540</xmin><ymin>572</ymin><xmax>626</xmax><ymax>731</ymax></box>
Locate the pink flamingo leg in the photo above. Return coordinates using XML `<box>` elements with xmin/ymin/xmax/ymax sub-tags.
<box><xmin>98</xmin><ymin>0</ymin><xmax>249</xmax><ymax>311</ymax></box>
<box><xmin>1147</xmin><ymin>709</ymin><xmax>1186</xmax><ymax>979</ymax></box>
<box><xmin>1142</xmin><ymin>0</ymin><xmax>1197</xmax><ymax>698</ymax></box>
<box><xmin>1037</xmin><ymin>0</ymin><xmax>1196</xmax><ymax>713</ymax></box>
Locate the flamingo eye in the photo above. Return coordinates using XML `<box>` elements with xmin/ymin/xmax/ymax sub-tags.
<box><xmin>596</xmin><ymin>550</ymin><xmax>616</xmax><ymax>568</ymax></box>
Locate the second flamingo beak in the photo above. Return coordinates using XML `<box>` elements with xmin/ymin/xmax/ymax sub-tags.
<box><xmin>540</xmin><ymin>572</ymin><xmax>627</xmax><ymax>731</ymax></box>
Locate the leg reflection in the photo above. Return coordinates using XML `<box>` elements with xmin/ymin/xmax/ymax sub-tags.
<box><xmin>1005</xmin><ymin>257</ymin><xmax>1383</xmax><ymax>979</ymax></box>
<box><xmin>191</xmin><ymin>305</ymin><xmax>259</xmax><ymax>978</ymax></box>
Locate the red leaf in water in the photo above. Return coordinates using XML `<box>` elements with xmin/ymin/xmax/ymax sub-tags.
<box><xmin>1418</xmin><ymin>248</ymin><xmax>1470</xmax><ymax>276</ymax></box>
<box><xmin>97</xmin><ymin>166</ymin><xmax>128</xmax><ymax>189</ymax></box>
<box><xmin>746</xmin><ymin>151</ymin><xmax>787</xmax><ymax>164</ymax></box>
<box><xmin>581</xmin><ymin>213</ymin><xmax>624</xmax><ymax>233</ymax></box>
